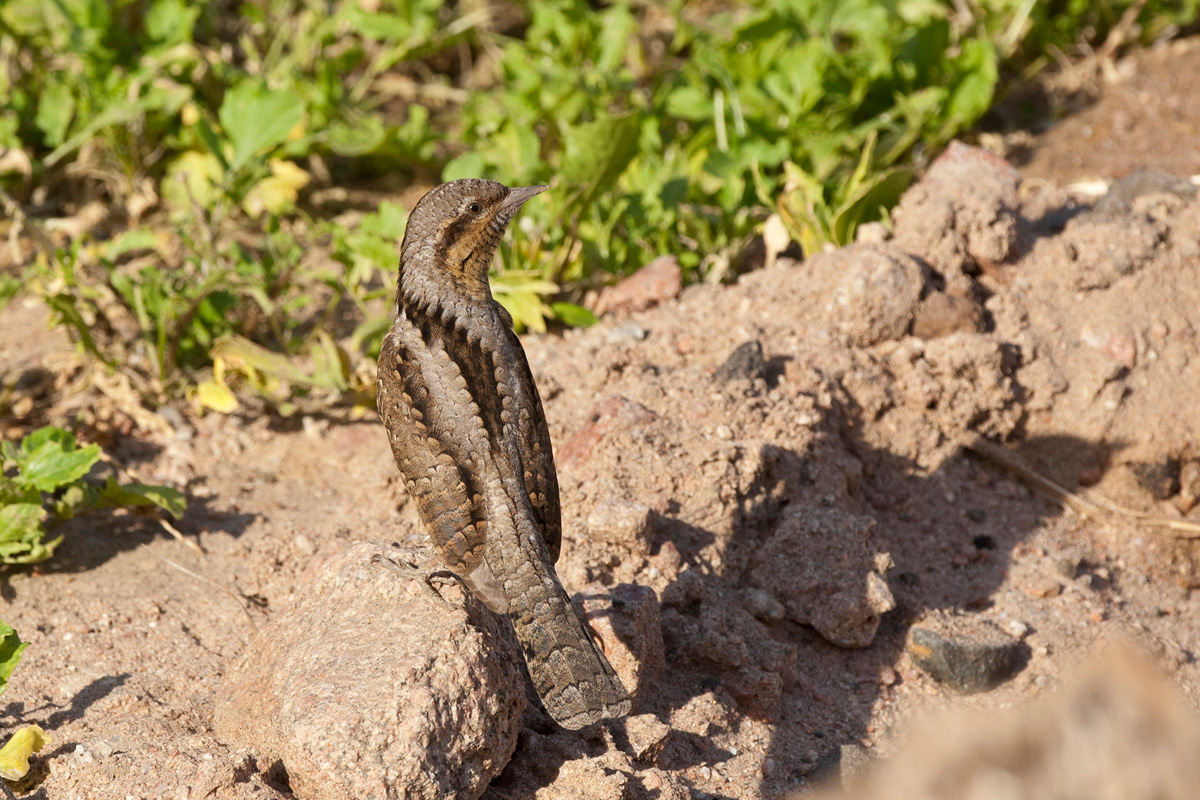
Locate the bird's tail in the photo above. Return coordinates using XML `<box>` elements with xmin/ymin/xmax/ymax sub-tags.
<box><xmin>505</xmin><ymin>559</ymin><xmax>631</xmax><ymax>729</ymax></box>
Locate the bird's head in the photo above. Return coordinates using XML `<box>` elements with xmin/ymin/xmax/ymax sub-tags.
<box><xmin>397</xmin><ymin>179</ymin><xmax>547</xmax><ymax>307</ymax></box>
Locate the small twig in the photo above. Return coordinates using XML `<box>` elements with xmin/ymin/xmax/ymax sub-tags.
<box><xmin>140</xmin><ymin>544</ymin><xmax>258</xmax><ymax>632</ymax></box>
<box><xmin>1097</xmin><ymin>0</ymin><xmax>1150</xmax><ymax>63</ymax></box>
<box><xmin>159</xmin><ymin>517</ymin><xmax>204</xmax><ymax>556</ymax></box>
<box><xmin>957</xmin><ymin>432</ymin><xmax>1200</xmax><ymax>539</ymax></box>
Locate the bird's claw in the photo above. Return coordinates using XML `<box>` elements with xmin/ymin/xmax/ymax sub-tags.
<box><xmin>370</xmin><ymin>551</ymin><xmax>463</xmax><ymax>609</ymax></box>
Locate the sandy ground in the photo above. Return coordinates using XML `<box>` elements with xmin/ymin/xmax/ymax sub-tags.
<box><xmin>3</xmin><ymin>37</ymin><xmax>1200</xmax><ymax>800</ymax></box>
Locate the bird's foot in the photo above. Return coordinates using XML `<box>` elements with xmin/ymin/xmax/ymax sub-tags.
<box><xmin>370</xmin><ymin>544</ymin><xmax>464</xmax><ymax>609</ymax></box>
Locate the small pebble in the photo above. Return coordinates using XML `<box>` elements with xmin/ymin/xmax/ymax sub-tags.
<box><xmin>1002</xmin><ymin>619</ymin><xmax>1029</xmax><ymax>639</ymax></box>
<box><xmin>1054</xmin><ymin>556</ymin><xmax>1081</xmax><ymax>580</ymax></box>
<box><xmin>1025</xmin><ymin>578</ymin><xmax>1062</xmax><ymax>598</ymax></box>
<box><xmin>604</xmin><ymin>323</ymin><xmax>647</xmax><ymax>346</ymax></box>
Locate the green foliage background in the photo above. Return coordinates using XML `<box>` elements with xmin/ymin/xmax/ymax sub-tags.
<box><xmin>1</xmin><ymin>0</ymin><xmax>1196</xmax><ymax>408</ymax></box>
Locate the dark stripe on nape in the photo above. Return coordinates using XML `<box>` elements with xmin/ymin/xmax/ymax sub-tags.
<box><xmin>438</xmin><ymin>215</ymin><xmax>474</xmax><ymax>269</ymax></box>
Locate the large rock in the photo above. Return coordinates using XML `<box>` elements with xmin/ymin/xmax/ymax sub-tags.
<box><xmin>214</xmin><ymin>540</ymin><xmax>525</xmax><ymax>800</ymax></box>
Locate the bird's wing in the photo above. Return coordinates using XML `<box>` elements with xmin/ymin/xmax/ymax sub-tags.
<box><xmin>377</xmin><ymin>321</ymin><xmax>508</xmax><ymax>612</ymax></box>
<box><xmin>505</xmin><ymin>326</ymin><xmax>563</xmax><ymax>562</ymax></box>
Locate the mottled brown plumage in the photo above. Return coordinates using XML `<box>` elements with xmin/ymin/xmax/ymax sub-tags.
<box><xmin>375</xmin><ymin>179</ymin><xmax>631</xmax><ymax>729</ymax></box>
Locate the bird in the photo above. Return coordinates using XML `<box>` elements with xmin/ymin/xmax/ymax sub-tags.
<box><xmin>374</xmin><ymin>178</ymin><xmax>631</xmax><ymax>729</ymax></box>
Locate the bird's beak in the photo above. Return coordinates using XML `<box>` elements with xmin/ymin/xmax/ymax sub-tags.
<box><xmin>500</xmin><ymin>185</ymin><xmax>549</xmax><ymax>214</ymax></box>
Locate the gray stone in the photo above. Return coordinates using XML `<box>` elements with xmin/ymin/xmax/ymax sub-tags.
<box><xmin>712</xmin><ymin>340</ymin><xmax>765</xmax><ymax>384</ymax></box>
<box><xmin>214</xmin><ymin>540</ymin><xmax>525</xmax><ymax>800</ymax></box>
<box><xmin>908</xmin><ymin>615</ymin><xmax>1026</xmax><ymax>693</ymax></box>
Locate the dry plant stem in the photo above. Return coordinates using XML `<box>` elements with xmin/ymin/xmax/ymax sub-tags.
<box><xmin>159</xmin><ymin>517</ymin><xmax>204</xmax><ymax>556</ymax></box>
<box><xmin>957</xmin><ymin>432</ymin><xmax>1200</xmax><ymax>539</ymax></box>
<box><xmin>1098</xmin><ymin>0</ymin><xmax>1151</xmax><ymax>62</ymax></box>
<box><xmin>139</xmin><ymin>544</ymin><xmax>257</xmax><ymax>632</ymax></box>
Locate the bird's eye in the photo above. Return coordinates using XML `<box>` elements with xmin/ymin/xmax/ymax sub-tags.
<box><xmin>468</xmin><ymin>202</ymin><xmax>483</xmax><ymax>215</ymax></box>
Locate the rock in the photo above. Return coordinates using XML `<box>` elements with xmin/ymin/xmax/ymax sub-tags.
<box><xmin>603</xmin><ymin>322</ymin><xmax>647</xmax><ymax>347</ymax></box>
<box><xmin>1177</xmin><ymin>460</ymin><xmax>1200</xmax><ymax>512</ymax></box>
<box><xmin>586</xmin><ymin>500</ymin><xmax>655</xmax><ymax>557</ymax></box>
<box><xmin>214</xmin><ymin>540</ymin><xmax>525</xmax><ymax>800</ymax></box>
<box><xmin>911</xmin><ymin>291</ymin><xmax>985</xmax><ymax>339</ymax></box>
<box><xmin>907</xmin><ymin>615</ymin><xmax>1026</xmax><ymax>693</ymax></box>
<box><xmin>1054</xmin><ymin>556</ymin><xmax>1081</xmax><ymax>580</ymax></box>
<box><xmin>576</xmin><ymin>584</ymin><xmax>664</xmax><ymax>709</ymax></box>
<box><xmin>891</xmin><ymin>141</ymin><xmax>1021</xmax><ymax>277</ymax></box>
<box><xmin>723</xmin><ymin>665</ymin><xmax>783</xmax><ymax>719</ymax></box>
<box><xmin>1103</xmin><ymin>169</ymin><xmax>1198</xmax><ymax>206</ymax></box>
<box><xmin>1081</xmin><ymin>327</ymin><xmax>1137</xmax><ymax>369</ymax></box>
<box><xmin>712</xmin><ymin>340</ymin><xmax>766</xmax><ymax>384</ymax></box>
<box><xmin>747</xmin><ymin>506</ymin><xmax>895</xmax><ymax>648</ymax></box>
<box><xmin>593</xmin><ymin>255</ymin><xmax>682</xmax><ymax>316</ymax></box>
<box><xmin>744</xmin><ymin>588</ymin><xmax>785</xmax><ymax>622</ymax></box>
<box><xmin>809</xmin><ymin>743</ymin><xmax>873</xmax><ymax>788</ymax></box>
<box><xmin>558</xmin><ymin>396</ymin><xmax>658</xmax><ymax>473</ymax></box>
<box><xmin>624</xmin><ymin>714</ymin><xmax>671</xmax><ymax>762</ymax></box>
<box><xmin>823</xmin><ymin>244</ymin><xmax>925</xmax><ymax>347</ymax></box>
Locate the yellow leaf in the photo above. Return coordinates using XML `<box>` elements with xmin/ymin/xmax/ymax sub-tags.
<box><xmin>195</xmin><ymin>378</ymin><xmax>239</xmax><ymax>413</ymax></box>
<box><xmin>163</xmin><ymin>150</ymin><xmax>224</xmax><ymax>211</ymax></box>
<box><xmin>0</xmin><ymin>725</ymin><xmax>50</xmax><ymax>781</ymax></box>
<box><xmin>242</xmin><ymin>159</ymin><xmax>310</xmax><ymax>218</ymax></box>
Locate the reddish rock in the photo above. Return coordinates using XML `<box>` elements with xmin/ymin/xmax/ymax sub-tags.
<box><xmin>593</xmin><ymin>256</ymin><xmax>682</xmax><ymax>316</ymax></box>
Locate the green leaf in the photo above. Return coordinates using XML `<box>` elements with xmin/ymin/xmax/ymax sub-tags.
<box><xmin>443</xmin><ymin>152</ymin><xmax>486</xmax><ymax>182</ymax></box>
<box><xmin>327</xmin><ymin>114</ymin><xmax>387</xmax><ymax>157</ymax></box>
<box><xmin>0</xmin><ymin>503</ymin><xmax>58</xmax><ymax>564</ymax></box>
<box><xmin>145</xmin><ymin>0</ymin><xmax>199</xmax><ymax>44</ymax></box>
<box><xmin>97</xmin><ymin>478</ymin><xmax>187</xmax><ymax>519</ymax></box>
<box><xmin>946</xmin><ymin>38</ymin><xmax>998</xmax><ymax>127</ymax></box>
<box><xmin>14</xmin><ymin>438</ymin><xmax>100</xmax><ymax>492</ymax></box>
<box><xmin>559</xmin><ymin>113</ymin><xmax>640</xmax><ymax>208</ymax></box>
<box><xmin>34</xmin><ymin>81</ymin><xmax>74</xmax><ymax>148</ymax></box>
<box><xmin>219</xmin><ymin>82</ymin><xmax>305</xmax><ymax>172</ymax></box>
<box><xmin>831</xmin><ymin>167</ymin><xmax>913</xmax><ymax>245</ymax></box>
<box><xmin>495</xmin><ymin>290</ymin><xmax>549</xmax><ymax>334</ymax></box>
<box><xmin>105</xmin><ymin>229</ymin><xmax>159</xmax><ymax>260</ymax></box>
<box><xmin>550</xmin><ymin>302</ymin><xmax>597</xmax><ymax>328</ymax></box>
<box><xmin>0</xmin><ymin>621</ymin><xmax>27</xmax><ymax>695</ymax></box>
<box><xmin>0</xmin><ymin>504</ymin><xmax>47</xmax><ymax>544</ymax></box>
